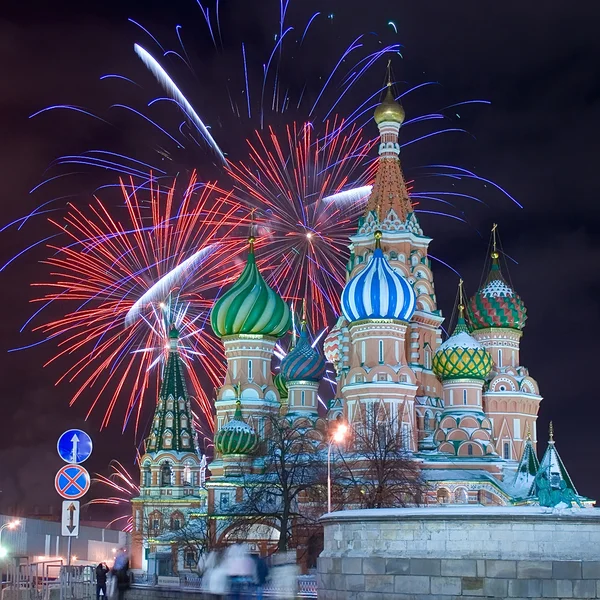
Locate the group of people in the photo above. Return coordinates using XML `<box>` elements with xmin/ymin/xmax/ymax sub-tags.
<box><xmin>95</xmin><ymin>548</ymin><xmax>130</xmax><ymax>600</ymax></box>
<box><xmin>200</xmin><ymin>545</ymin><xmax>298</xmax><ymax>599</ymax></box>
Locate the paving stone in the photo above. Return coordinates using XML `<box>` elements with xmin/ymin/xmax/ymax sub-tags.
<box><xmin>573</xmin><ymin>579</ymin><xmax>596</xmax><ymax>598</ymax></box>
<box><xmin>430</xmin><ymin>576</ymin><xmax>461</xmax><ymax>595</ymax></box>
<box><xmin>486</xmin><ymin>559</ymin><xmax>517</xmax><ymax>578</ymax></box>
<box><xmin>363</xmin><ymin>557</ymin><xmax>386</xmax><ymax>575</ymax></box>
<box><xmin>341</xmin><ymin>557</ymin><xmax>362</xmax><ymax>575</ymax></box>
<box><xmin>345</xmin><ymin>574</ymin><xmax>365</xmax><ymax>592</ymax></box>
<box><xmin>508</xmin><ymin>578</ymin><xmax>542</xmax><ymax>597</ymax></box>
<box><xmin>385</xmin><ymin>558</ymin><xmax>410</xmax><ymax>575</ymax></box>
<box><xmin>441</xmin><ymin>559</ymin><xmax>477</xmax><ymax>577</ymax></box>
<box><xmin>364</xmin><ymin>575</ymin><xmax>394</xmax><ymax>593</ymax></box>
<box><xmin>517</xmin><ymin>560</ymin><xmax>553</xmax><ymax>579</ymax></box>
<box><xmin>553</xmin><ymin>560</ymin><xmax>582</xmax><ymax>579</ymax></box>
<box><xmin>543</xmin><ymin>578</ymin><xmax>573</xmax><ymax>598</ymax></box>
<box><xmin>410</xmin><ymin>558</ymin><xmax>441</xmax><ymax>576</ymax></box>
<box><xmin>582</xmin><ymin>561</ymin><xmax>600</xmax><ymax>579</ymax></box>
<box><xmin>461</xmin><ymin>577</ymin><xmax>484</xmax><ymax>596</ymax></box>
<box><xmin>484</xmin><ymin>577</ymin><xmax>509</xmax><ymax>597</ymax></box>
<box><xmin>394</xmin><ymin>574</ymin><xmax>431</xmax><ymax>595</ymax></box>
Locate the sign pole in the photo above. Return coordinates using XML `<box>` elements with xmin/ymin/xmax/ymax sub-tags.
<box><xmin>67</xmin><ymin>536</ymin><xmax>72</xmax><ymax>567</ymax></box>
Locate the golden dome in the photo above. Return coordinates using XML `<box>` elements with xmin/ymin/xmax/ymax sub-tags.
<box><xmin>374</xmin><ymin>85</ymin><xmax>405</xmax><ymax>125</ymax></box>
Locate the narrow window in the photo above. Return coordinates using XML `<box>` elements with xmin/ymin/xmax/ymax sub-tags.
<box><xmin>498</xmin><ymin>349</ymin><xmax>503</xmax><ymax>367</ymax></box>
<box><xmin>449</xmin><ymin>389</ymin><xmax>454</xmax><ymax>406</ymax></box>
<box><xmin>378</xmin><ymin>340</ymin><xmax>384</xmax><ymax>363</ymax></box>
<box><xmin>503</xmin><ymin>442</ymin><xmax>510</xmax><ymax>460</ymax></box>
<box><xmin>248</xmin><ymin>360</ymin><xmax>253</xmax><ymax>380</ymax></box>
<box><xmin>463</xmin><ymin>389</ymin><xmax>468</xmax><ymax>405</ymax></box>
<box><xmin>468</xmin><ymin>444</ymin><xmax>473</xmax><ymax>456</ymax></box>
<box><xmin>301</xmin><ymin>390</ymin><xmax>306</xmax><ymax>406</ymax></box>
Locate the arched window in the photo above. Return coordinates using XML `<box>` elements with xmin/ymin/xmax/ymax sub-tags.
<box><xmin>161</xmin><ymin>462</ymin><xmax>172</xmax><ymax>486</ymax></box>
<box><xmin>183</xmin><ymin>465</ymin><xmax>192</xmax><ymax>485</ymax></box>
<box><xmin>436</xmin><ymin>488</ymin><xmax>450</xmax><ymax>504</ymax></box>
<box><xmin>503</xmin><ymin>442</ymin><xmax>511</xmax><ymax>460</ymax></box>
<box><xmin>498</xmin><ymin>349</ymin><xmax>503</xmax><ymax>367</ymax></box>
<box><xmin>424</xmin><ymin>346</ymin><xmax>432</xmax><ymax>370</ymax></box>
<box><xmin>467</xmin><ymin>444</ymin><xmax>473</xmax><ymax>456</ymax></box>
<box><xmin>170</xmin><ymin>512</ymin><xmax>183</xmax><ymax>530</ymax></box>
<box><xmin>454</xmin><ymin>488</ymin><xmax>468</xmax><ymax>504</ymax></box>
<box><xmin>424</xmin><ymin>410</ymin><xmax>433</xmax><ymax>432</ymax></box>
<box><xmin>142</xmin><ymin>465</ymin><xmax>151</xmax><ymax>487</ymax></box>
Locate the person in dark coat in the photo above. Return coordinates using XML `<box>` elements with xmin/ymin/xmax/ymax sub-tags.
<box><xmin>95</xmin><ymin>563</ymin><xmax>109</xmax><ymax>600</ymax></box>
<box><xmin>251</xmin><ymin>554</ymin><xmax>269</xmax><ymax>600</ymax></box>
<box><xmin>112</xmin><ymin>549</ymin><xmax>130</xmax><ymax>600</ymax></box>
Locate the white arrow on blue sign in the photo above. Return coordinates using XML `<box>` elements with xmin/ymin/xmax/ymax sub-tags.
<box><xmin>57</xmin><ymin>429</ymin><xmax>93</xmax><ymax>464</ymax></box>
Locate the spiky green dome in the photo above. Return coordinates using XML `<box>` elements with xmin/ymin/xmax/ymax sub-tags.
<box><xmin>210</xmin><ymin>239</ymin><xmax>292</xmax><ymax>338</ymax></box>
<box><xmin>274</xmin><ymin>372</ymin><xmax>288</xmax><ymax>400</ymax></box>
<box><xmin>280</xmin><ymin>324</ymin><xmax>325</xmax><ymax>383</ymax></box>
<box><xmin>433</xmin><ymin>311</ymin><xmax>493</xmax><ymax>381</ymax></box>
<box><xmin>468</xmin><ymin>253</ymin><xmax>527</xmax><ymax>331</ymax></box>
<box><xmin>214</xmin><ymin>401</ymin><xmax>258</xmax><ymax>455</ymax></box>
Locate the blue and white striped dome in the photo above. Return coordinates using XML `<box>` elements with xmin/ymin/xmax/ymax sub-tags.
<box><xmin>341</xmin><ymin>247</ymin><xmax>416</xmax><ymax>322</ymax></box>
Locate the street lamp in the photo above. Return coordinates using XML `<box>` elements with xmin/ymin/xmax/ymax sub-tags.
<box><xmin>0</xmin><ymin>520</ymin><xmax>20</xmax><ymax>555</ymax></box>
<box><xmin>327</xmin><ymin>423</ymin><xmax>348</xmax><ymax>513</ymax></box>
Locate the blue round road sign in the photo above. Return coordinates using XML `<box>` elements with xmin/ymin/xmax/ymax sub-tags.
<box><xmin>57</xmin><ymin>429</ymin><xmax>93</xmax><ymax>464</ymax></box>
<box><xmin>55</xmin><ymin>464</ymin><xmax>90</xmax><ymax>500</ymax></box>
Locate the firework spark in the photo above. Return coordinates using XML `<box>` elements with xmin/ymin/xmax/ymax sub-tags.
<box><xmin>26</xmin><ymin>173</ymin><xmax>247</xmax><ymax>433</ymax></box>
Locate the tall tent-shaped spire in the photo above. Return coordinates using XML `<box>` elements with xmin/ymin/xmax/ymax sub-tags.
<box><xmin>145</xmin><ymin>326</ymin><xmax>198</xmax><ymax>454</ymax></box>
<box><xmin>512</xmin><ymin>427</ymin><xmax>540</xmax><ymax>497</ymax></box>
<box><xmin>531</xmin><ymin>422</ymin><xmax>578</xmax><ymax>496</ymax></box>
<box><xmin>359</xmin><ymin>67</ymin><xmax>417</xmax><ymax>233</ymax></box>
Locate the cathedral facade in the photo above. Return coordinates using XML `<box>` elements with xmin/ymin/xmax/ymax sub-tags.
<box><xmin>132</xmin><ymin>82</ymin><xmax>587</xmax><ymax>570</ymax></box>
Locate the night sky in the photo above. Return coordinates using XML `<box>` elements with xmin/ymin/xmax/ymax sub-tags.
<box><xmin>0</xmin><ymin>0</ymin><xmax>598</xmax><ymax>516</ymax></box>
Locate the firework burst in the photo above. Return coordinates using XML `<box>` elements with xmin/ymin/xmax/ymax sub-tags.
<box><xmin>26</xmin><ymin>173</ymin><xmax>247</xmax><ymax>433</ymax></box>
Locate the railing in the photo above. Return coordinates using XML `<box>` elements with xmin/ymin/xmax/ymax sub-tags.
<box><xmin>133</xmin><ymin>572</ymin><xmax>317</xmax><ymax>598</ymax></box>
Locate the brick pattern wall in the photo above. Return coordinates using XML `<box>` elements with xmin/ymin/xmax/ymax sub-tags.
<box><xmin>317</xmin><ymin>556</ymin><xmax>600</xmax><ymax>599</ymax></box>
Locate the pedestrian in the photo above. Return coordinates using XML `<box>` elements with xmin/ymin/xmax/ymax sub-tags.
<box><xmin>224</xmin><ymin>544</ymin><xmax>255</xmax><ymax>600</ymax></box>
<box><xmin>251</xmin><ymin>554</ymin><xmax>269</xmax><ymax>600</ymax></box>
<box><xmin>111</xmin><ymin>549</ymin><xmax>130</xmax><ymax>600</ymax></box>
<box><xmin>95</xmin><ymin>563</ymin><xmax>109</xmax><ymax>600</ymax></box>
<box><xmin>200</xmin><ymin>550</ymin><xmax>228</xmax><ymax>599</ymax></box>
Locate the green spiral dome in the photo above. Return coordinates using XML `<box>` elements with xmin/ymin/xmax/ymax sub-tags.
<box><xmin>214</xmin><ymin>401</ymin><xmax>258</xmax><ymax>455</ymax></box>
<box><xmin>274</xmin><ymin>372</ymin><xmax>288</xmax><ymax>400</ymax></box>
<box><xmin>433</xmin><ymin>311</ymin><xmax>493</xmax><ymax>381</ymax></box>
<box><xmin>210</xmin><ymin>239</ymin><xmax>291</xmax><ymax>338</ymax></box>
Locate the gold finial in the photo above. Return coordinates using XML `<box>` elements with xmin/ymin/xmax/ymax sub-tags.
<box><xmin>374</xmin><ymin>230</ymin><xmax>382</xmax><ymax>249</ymax></box>
<box><xmin>458</xmin><ymin>278</ymin><xmax>465</xmax><ymax>307</ymax></box>
<box><xmin>491</xmin><ymin>223</ymin><xmax>498</xmax><ymax>257</ymax></box>
<box><xmin>248</xmin><ymin>209</ymin><xmax>257</xmax><ymax>249</ymax></box>
<box><xmin>549</xmin><ymin>421</ymin><xmax>554</xmax><ymax>442</ymax></box>
<box><xmin>301</xmin><ymin>299</ymin><xmax>307</xmax><ymax>325</ymax></box>
<box><xmin>526</xmin><ymin>424</ymin><xmax>532</xmax><ymax>441</ymax></box>
<box><xmin>386</xmin><ymin>59</ymin><xmax>392</xmax><ymax>87</ymax></box>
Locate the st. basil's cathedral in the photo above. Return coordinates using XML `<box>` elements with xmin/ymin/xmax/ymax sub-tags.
<box><xmin>130</xmin><ymin>83</ymin><xmax>588</xmax><ymax>572</ymax></box>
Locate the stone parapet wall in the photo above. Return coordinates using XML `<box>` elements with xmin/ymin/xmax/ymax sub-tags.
<box><xmin>318</xmin><ymin>507</ymin><xmax>600</xmax><ymax>599</ymax></box>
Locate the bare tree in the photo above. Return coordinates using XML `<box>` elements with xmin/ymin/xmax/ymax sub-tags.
<box><xmin>334</xmin><ymin>404</ymin><xmax>426</xmax><ymax>509</ymax></box>
<box><xmin>229</xmin><ymin>414</ymin><xmax>326</xmax><ymax>553</ymax></box>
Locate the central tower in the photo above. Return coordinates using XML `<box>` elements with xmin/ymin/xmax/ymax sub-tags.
<box><xmin>325</xmin><ymin>82</ymin><xmax>444</xmax><ymax>449</ymax></box>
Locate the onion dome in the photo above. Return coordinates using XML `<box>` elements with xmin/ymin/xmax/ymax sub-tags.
<box><xmin>274</xmin><ymin>372</ymin><xmax>288</xmax><ymax>400</ymax></box>
<box><xmin>214</xmin><ymin>400</ymin><xmax>258</xmax><ymax>455</ymax></box>
<box><xmin>211</xmin><ymin>237</ymin><xmax>292</xmax><ymax>338</ymax></box>
<box><xmin>468</xmin><ymin>252</ymin><xmax>527</xmax><ymax>330</ymax></box>
<box><xmin>341</xmin><ymin>231</ymin><xmax>416</xmax><ymax>323</ymax></box>
<box><xmin>433</xmin><ymin>306</ymin><xmax>493</xmax><ymax>381</ymax></box>
<box><xmin>323</xmin><ymin>318</ymin><xmax>344</xmax><ymax>366</ymax></box>
<box><xmin>280</xmin><ymin>322</ymin><xmax>326</xmax><ymax>383</ymax></box>
<box><xmin>374</xmin><ymin>84</ymin><xmax>405</xmax><ymax>125</ymax></box>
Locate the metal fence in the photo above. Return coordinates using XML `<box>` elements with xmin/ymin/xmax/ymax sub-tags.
<box><xmin>133</xmin><ymin>572</ymin><xmax>317</xmax><ymax>598</ymax></box>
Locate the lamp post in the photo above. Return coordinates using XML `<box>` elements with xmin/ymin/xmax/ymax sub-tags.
<box><xmin>327</xmin><ymin>423</ymin><xmax>348</xmax><ymax>513</ymax></box>
<box><xmin>0</xmin><ymin>520</ymin><xmax>20</xmax><ymax>555</ymax></box>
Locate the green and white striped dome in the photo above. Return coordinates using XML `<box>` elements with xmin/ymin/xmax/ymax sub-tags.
<box><xmin>210</xmin><ymin>238</ymin><xmax>291</xmax><ymax>338</ymax></box>
<box><xmin>214</xmin><ymin>401</ymin><xmax>258</xmax><ymax>456</ymax></box>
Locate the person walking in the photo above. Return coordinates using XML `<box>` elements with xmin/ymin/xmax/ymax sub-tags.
<box><xmin>95</xmin><ymin>563</ymin><xmax>109</xmax><ymax>600</ymax></box>
<box><xmin>251</xmin><ymin>554</ymin><xmax>269</xmax><ymax>600</ymax></box>
<box><xmin>112</xmin><ymin>549</ymin><xmax>130</xmax><ymax>600</ymax></box>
